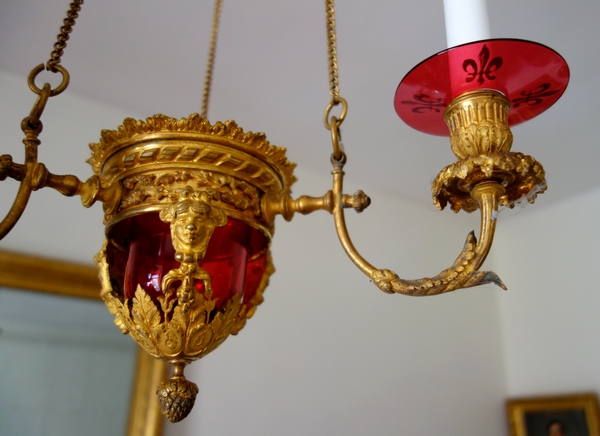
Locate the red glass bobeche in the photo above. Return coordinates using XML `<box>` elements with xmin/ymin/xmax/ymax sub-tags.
<box><xmin>394</xmin><ymin>39</ymin><xmax>570</xmax><ymax>136</ymax></box>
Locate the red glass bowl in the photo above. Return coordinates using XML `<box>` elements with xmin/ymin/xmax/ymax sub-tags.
<box><xmin>107</xmin><ymin>213</ymin><xmax>269</xmax><ymax>313</ymax></box>
<box><xmin>394</xmin><ymin>39</ymin><xmax>570</xmax><ymax>136</ymax></box>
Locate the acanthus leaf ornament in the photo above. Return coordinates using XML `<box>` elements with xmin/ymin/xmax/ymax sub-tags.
<box><xmin>97</xmin><ymin>240</ymin><xmax>246</xmax><ymax>421</ymax></box>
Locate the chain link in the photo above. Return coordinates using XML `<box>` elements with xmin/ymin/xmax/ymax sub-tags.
<box><xmin>46</xmin><ymin>0</ymin><xmax>84</xmax><ymax>72</ymax></box>
<box><xmin>202</xmin><ymin>0</ymin><xmax>224</xmax><ymax>119</ymax></box>
<box><xmin>324</xmin><ymin>0</ymin><xmax>348</xmax><ymax>161</ymax></box>
<box><xmin>325</xmin><ymin>0</ymin><xmax>340</xmax><ymax>101</ymax></box>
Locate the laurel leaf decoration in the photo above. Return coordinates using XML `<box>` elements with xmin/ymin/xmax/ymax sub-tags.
<box><xmin>127</xmin><ymin>320</ymin><xmax>159</xmax><ymax>356</ymax></box>
<box><xmin>100</xmin><ymin>294</ymin><xmax>130</xmax><ymax>335</ymax></box>
<box><xmin>371</xmin><ymin>230</ymin><xmax>506</xmax><ymax>296</ymax></box>
<box><xmin>132</xmin><ymin>285</ymin><xmax>162</xmax><ymax>330</ymax></box>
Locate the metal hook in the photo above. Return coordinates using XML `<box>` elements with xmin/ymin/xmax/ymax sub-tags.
<box><xmin>28</xmin><ymin>83</ymin><xmax>51</xmax><ymax>128</ymax></box>
<box><xmin>329</xmin><ymin>116</ymin><xmax>345</xmax><ymax>162</ymax></box>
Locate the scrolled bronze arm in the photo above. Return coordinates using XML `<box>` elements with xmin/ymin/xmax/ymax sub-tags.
<box><xmin>0</xmin><ymin>118</ymin><xmax>42</xmax><ymax>239</ymax></box>
<box><xmin>330</xmin><ymin>158</ymin><xmax>506</xmax><ymax>296</ymax></box>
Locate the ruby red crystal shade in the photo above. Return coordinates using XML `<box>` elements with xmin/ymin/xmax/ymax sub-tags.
<box><xmin>394</xmin><ymin>39</ymin><xmax>570</xmax><ymax>136</ymax></box>
<box><xmin>107</xmin><ymin>213</ymin><xmax>269</xmax><ymax>313</ymax></box>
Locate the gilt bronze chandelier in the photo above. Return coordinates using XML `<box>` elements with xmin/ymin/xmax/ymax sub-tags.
<box><xmin>0</xmin><ymin>0</ymin><xmax>569</xmax><ymax>423</ymax></box>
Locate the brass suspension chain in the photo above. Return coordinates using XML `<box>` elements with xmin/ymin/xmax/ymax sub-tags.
<box><xmin>27</xmin><ymin>0</ymin><xmax>84</xmax><ymax>126</ymax></box>
<box><xmin>323</xmin><ymin>0</ymin><xmax>347</xmax><ymax>161</ymax></box>
<box><xmin>46</xmin><ymin>0</ymin><xmax>84</xmax><ymax>72</ymax></box>
<box><xmin>325</xmin><ymin>0</ymin><xmax>340</xmax><ymax>102</ymax></box>
<box><xmin>202</xmin><ymin>0</ymin><xmax>224</xmax><ymax>119</ymax></box>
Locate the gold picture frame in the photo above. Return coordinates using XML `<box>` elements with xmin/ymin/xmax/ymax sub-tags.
<box><xmin>507</xmin><ymin>393</ymin><xmax>600</xmax><ymax>436</ymax></box>
<box><xmin>0</xmin><ymin>249</ymin><xmax>167</xmax><ymax>436</ymax></box>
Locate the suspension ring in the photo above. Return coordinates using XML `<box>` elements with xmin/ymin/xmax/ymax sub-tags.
<box><xmin>28</xmin><ymin>64</ymin><xmax>70</xmax><ymax>97</ymax></box>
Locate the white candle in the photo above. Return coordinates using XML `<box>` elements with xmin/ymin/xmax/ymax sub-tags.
<box><xmin>443</xmin><ymin>0</ymin><xmax>491</xmax><ymax>48</ymax></box>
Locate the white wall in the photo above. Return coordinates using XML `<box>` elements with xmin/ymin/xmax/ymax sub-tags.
<box><xmin>494</xmin><ymin>187</ymin><xmax>600</xmax><ymax>397</ymax></box>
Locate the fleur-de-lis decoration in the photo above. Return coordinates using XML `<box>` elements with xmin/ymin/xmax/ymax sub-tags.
<box><xmin>401</xmin><ymin>94</ymin><xmax>446</xmax><ymax>114</ymax></box>
<box><xmin>512</xmin><ymin>83</ymin><xmax>560</xmax><ymax>107</ymax></box>
<box><xmin>463</xmin><ymin>45</ymin><xmax>503</xmax><ymax>85</ymax></box>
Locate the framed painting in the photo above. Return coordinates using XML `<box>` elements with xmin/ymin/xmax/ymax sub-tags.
<box><xmin>507</xmin><ymin>393</ymin><xmax>600</xmax><ymax>436</ymax></box>
<box><xmin>0</xmin><ymin>249</ymin><xmax>168</xmax><ymax>436</ymax></box>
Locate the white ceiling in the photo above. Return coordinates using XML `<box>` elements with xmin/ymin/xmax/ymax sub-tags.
<box><xmin>0</xmin><ymin>0</ymin><xmax>599</xmax><ymax>213</ymax></box>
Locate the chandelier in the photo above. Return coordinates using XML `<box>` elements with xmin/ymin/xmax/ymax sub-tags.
<box><xmin>0</xmin><ymin>0</ymin><xmax>569</xmax><ymax>424</ymax></box>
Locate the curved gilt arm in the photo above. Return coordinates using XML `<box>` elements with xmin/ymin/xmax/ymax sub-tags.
<box><xmin>0</xmin><ymin>119</ymin><xmax>42</xmax><ymax>239</ymax></box>
<box><xmin>0</xmin><ymin>156</ymin><xmax>35</xmax><ymax>239</ymax></box>
<box><xmin>0</xmin><ymin>153</ymin><xmax>121</xmax><ymax>240</ymax></box>
<box><xmin>331</xmin><ymin>161</ymin><xmax>506</xmax><ymax>296</ymax></box>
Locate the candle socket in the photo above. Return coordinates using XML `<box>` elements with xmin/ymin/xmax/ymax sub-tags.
<box><xmin>444</xmin><ymin>90</ymin><xmax>513</xmax><ymax>160</ymax></box>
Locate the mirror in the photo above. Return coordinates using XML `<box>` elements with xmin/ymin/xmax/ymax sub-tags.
<box><xmin>0</xmin><ymin>249</ymin><xmax>167</xmax><ymax>436</ymax></box>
